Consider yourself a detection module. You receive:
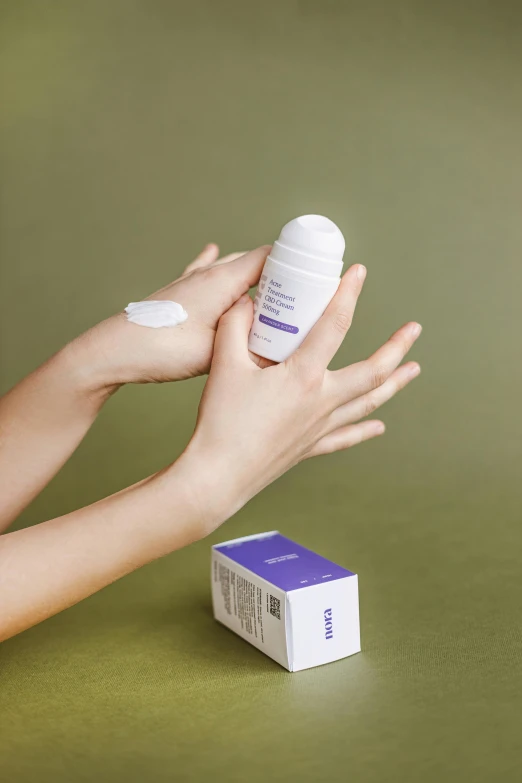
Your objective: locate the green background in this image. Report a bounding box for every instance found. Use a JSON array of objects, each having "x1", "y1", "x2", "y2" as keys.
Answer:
[{"x1": 1, "y1": 1, "x2": 521, "y2": 780}]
